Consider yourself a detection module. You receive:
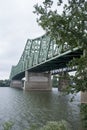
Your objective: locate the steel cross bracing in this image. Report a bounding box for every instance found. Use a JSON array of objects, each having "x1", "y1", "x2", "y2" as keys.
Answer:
[{"x1": 10, "y1": 34, "x2": 81, "y2": 80}]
